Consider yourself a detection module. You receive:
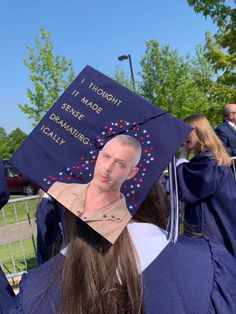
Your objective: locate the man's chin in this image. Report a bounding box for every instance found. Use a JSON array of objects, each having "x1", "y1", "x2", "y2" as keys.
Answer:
[{"x1": 98, "y1": 182, "x2": 118, "y2": 192}]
